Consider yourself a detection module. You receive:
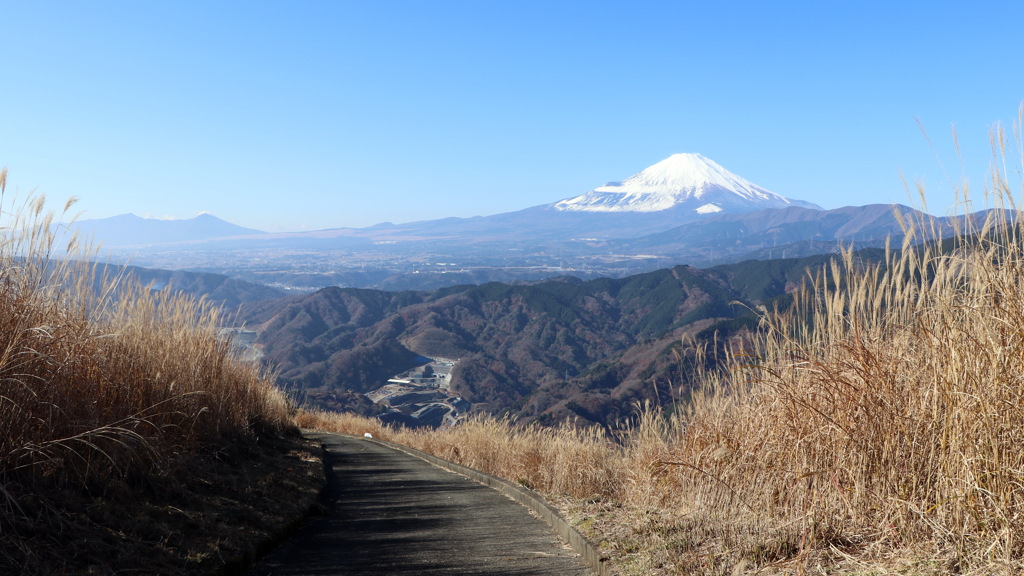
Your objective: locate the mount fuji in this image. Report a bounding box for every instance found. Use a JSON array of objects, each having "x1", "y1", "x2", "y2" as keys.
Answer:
[
  {"x1": 342, "y1": 152, "x2": 824, "y2": 243},
  {"x1": 75, "y1": 154, "x2": 822, "y2": 249},
  {"x1": 553, "y1": 153, "x2": 820, "y2": 215},
  {"x1": 75, "y1": 152, "x2": 960, "y2": 291}
]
